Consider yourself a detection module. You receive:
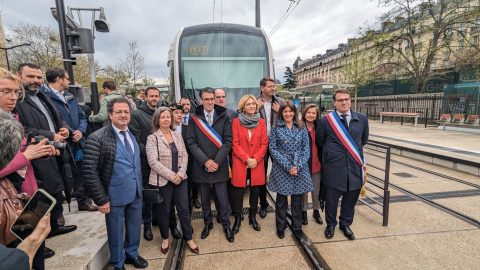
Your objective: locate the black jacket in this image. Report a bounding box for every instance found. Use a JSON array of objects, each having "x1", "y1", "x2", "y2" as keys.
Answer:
[
  {"x1": 128, "y1": 102, "x2": 155, "y2": 185},
  {"x1": 82, "y1": 124, "x2": 117, "y2": 206},
  {"x1": 186, "y1": 105, "x2": 232, "y2": 184},
  {"x1": 14, "y1": 91, "x2": 67, "y2": 194}
]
